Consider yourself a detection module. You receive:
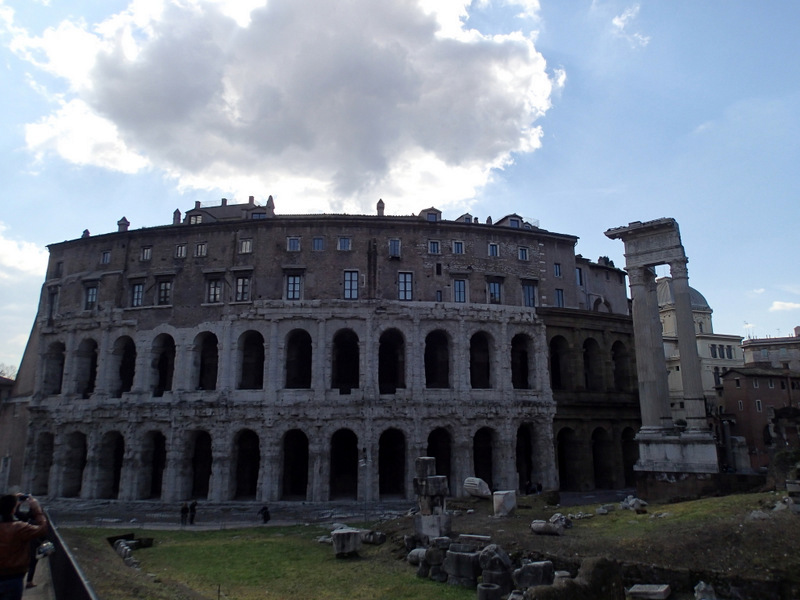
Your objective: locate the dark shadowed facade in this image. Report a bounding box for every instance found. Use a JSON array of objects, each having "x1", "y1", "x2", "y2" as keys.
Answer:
[{"x1": 3, "y1": 197, "x2": 640, "y2": 501}]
